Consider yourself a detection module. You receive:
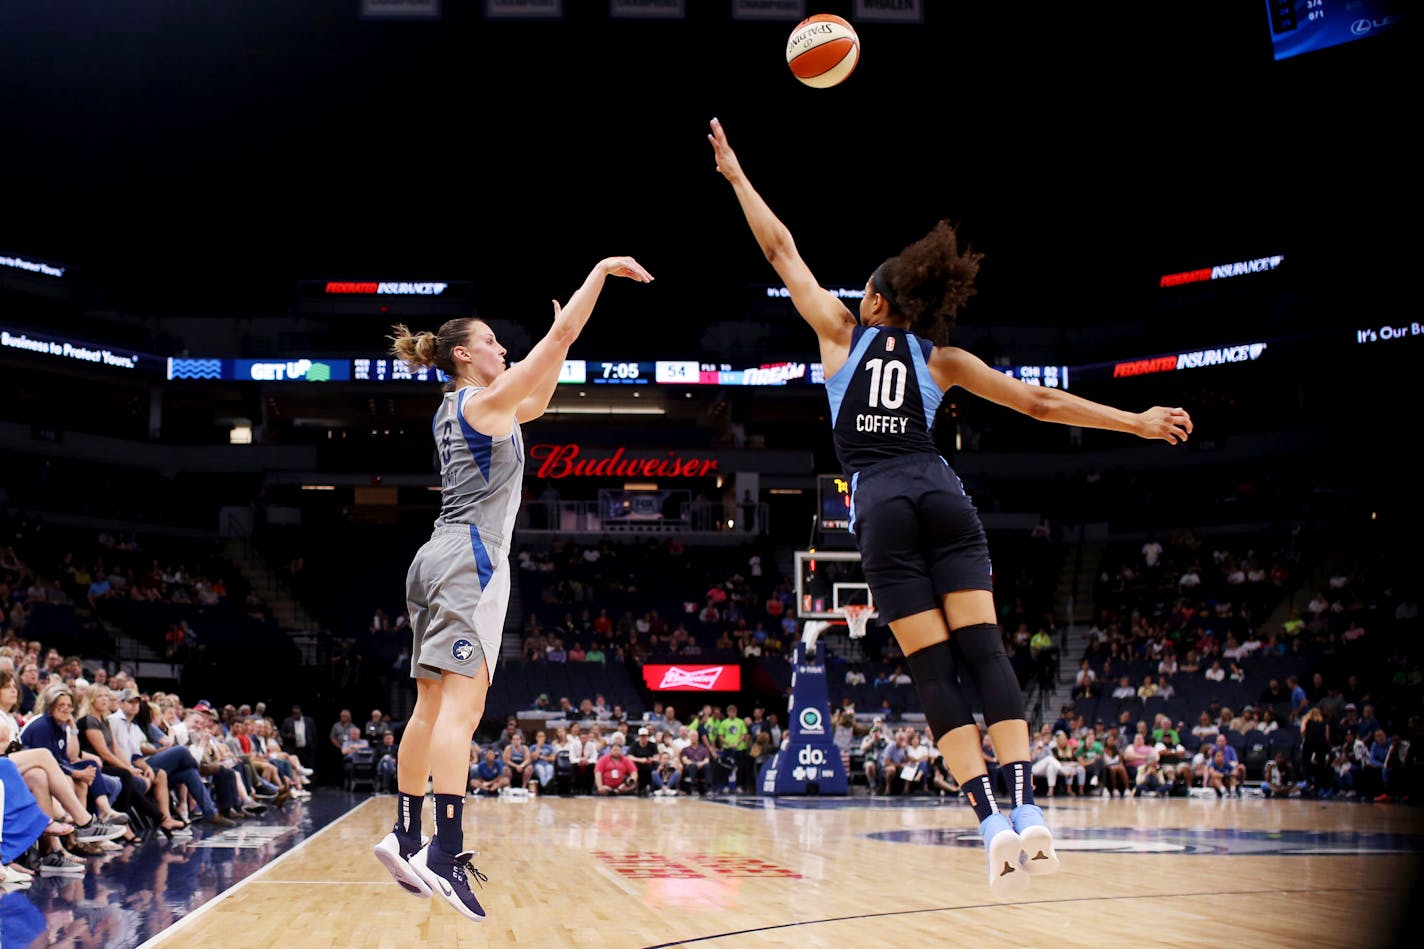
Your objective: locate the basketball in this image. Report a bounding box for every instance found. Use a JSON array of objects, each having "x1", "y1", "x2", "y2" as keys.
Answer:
[{"x1": 786, "y1": 14, "x2": 860, "y2": 89}]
